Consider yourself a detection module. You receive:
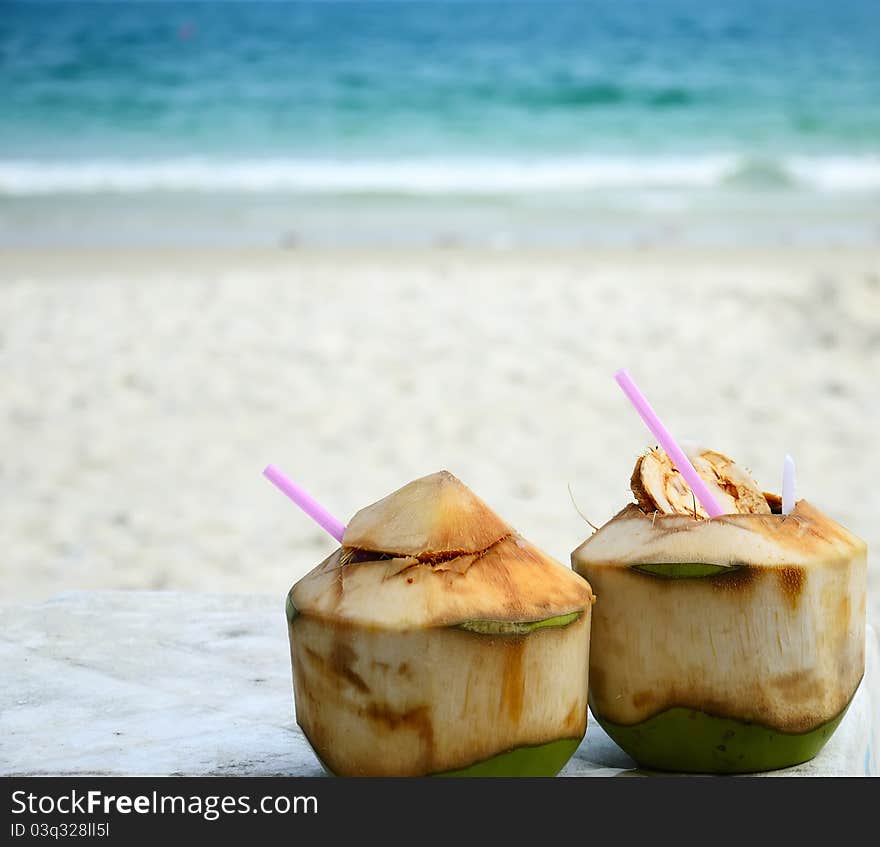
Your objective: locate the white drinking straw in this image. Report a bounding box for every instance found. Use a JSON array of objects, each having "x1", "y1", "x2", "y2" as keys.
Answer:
[{"x1": 782, "y1": 454, "x2": 796, "y2": 515}]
